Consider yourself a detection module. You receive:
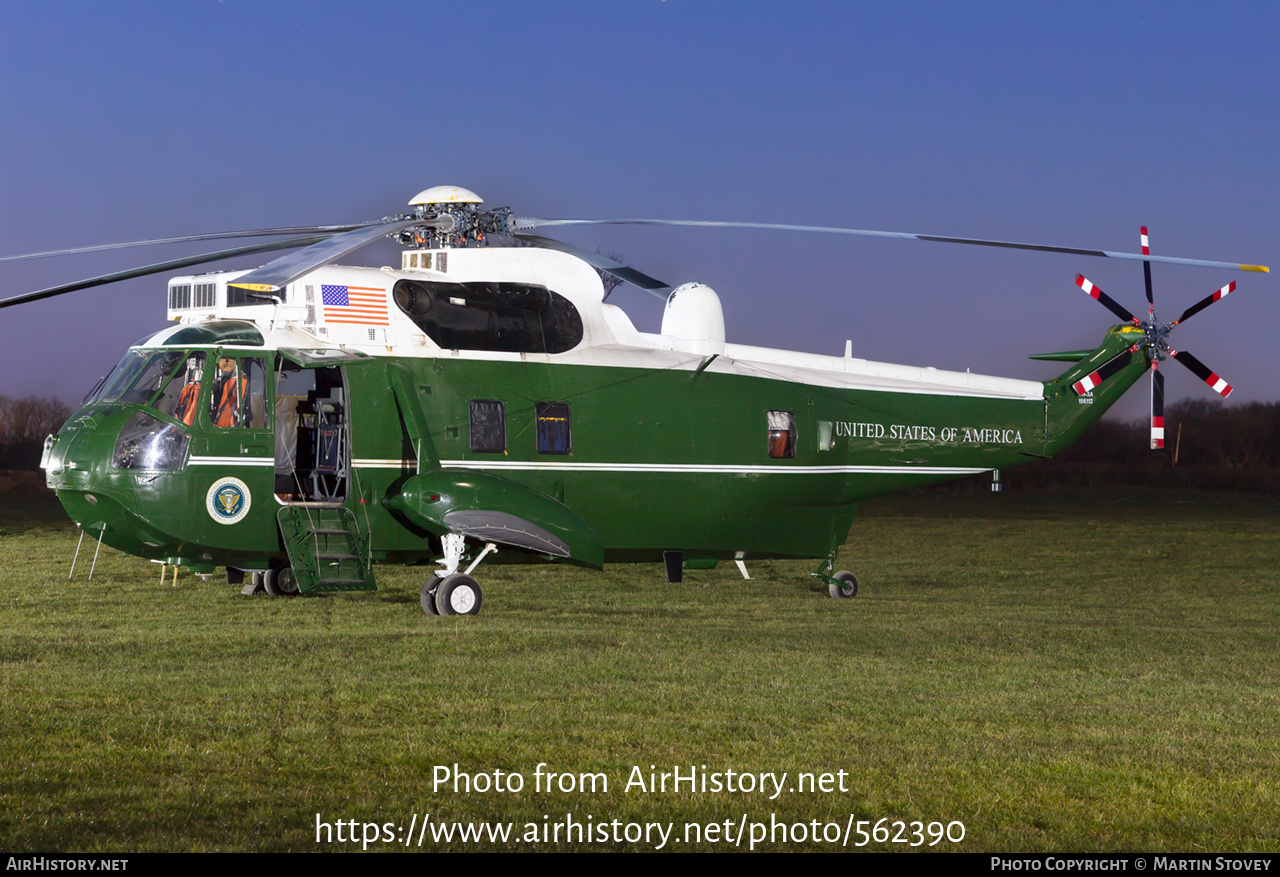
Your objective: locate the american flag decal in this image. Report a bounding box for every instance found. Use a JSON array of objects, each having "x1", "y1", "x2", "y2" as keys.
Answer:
[{"x1": 321, "y1": 284, "x2": 388, "y2": 325}]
